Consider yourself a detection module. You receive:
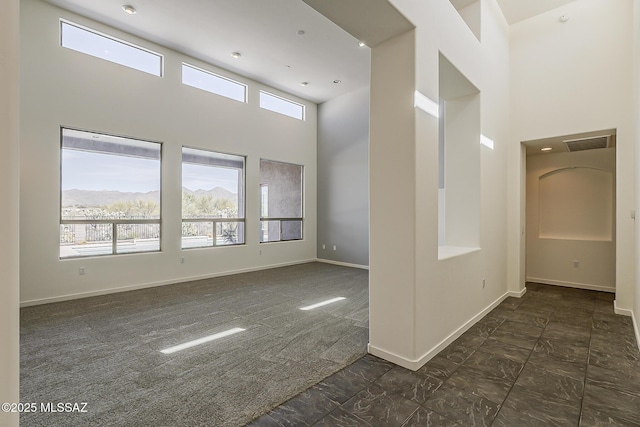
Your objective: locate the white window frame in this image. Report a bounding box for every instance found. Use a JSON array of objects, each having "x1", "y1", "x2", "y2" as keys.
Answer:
[
  {"x1": 181, "y1": 63, "x2": 247, "y2": 103},
  {"x1": 259, "y1": 90, "x2": 305, "y2": 121},
  {"x1": 60, "y1": 19, "x2": 164, "y2": 77}
]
